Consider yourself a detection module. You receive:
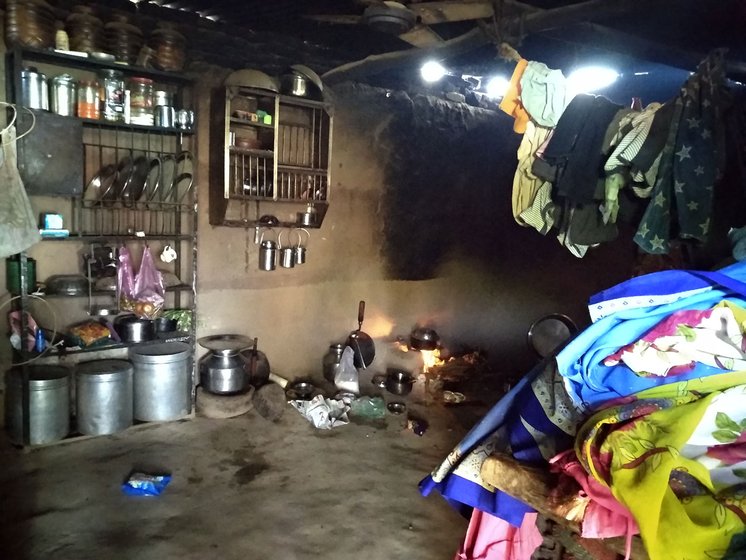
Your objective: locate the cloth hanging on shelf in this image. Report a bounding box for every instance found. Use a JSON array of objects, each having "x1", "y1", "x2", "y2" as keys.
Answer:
[{"x1": 0, "y1": 125, "x2": 40, "y2": 258}]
